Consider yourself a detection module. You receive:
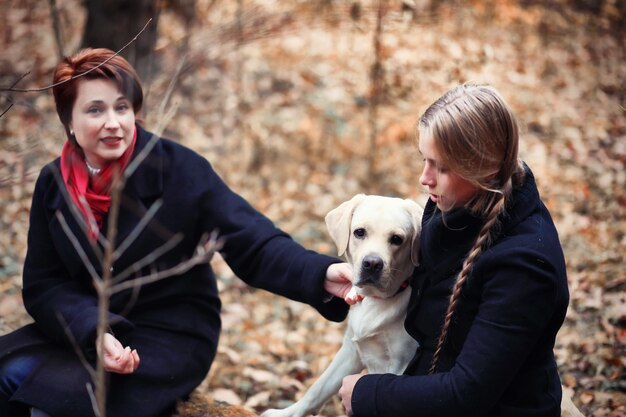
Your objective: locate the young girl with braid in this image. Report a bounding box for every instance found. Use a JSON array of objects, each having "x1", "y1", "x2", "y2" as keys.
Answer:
[{"x1": 339, "y1": 83, "x2": 569, "y2": 417}]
